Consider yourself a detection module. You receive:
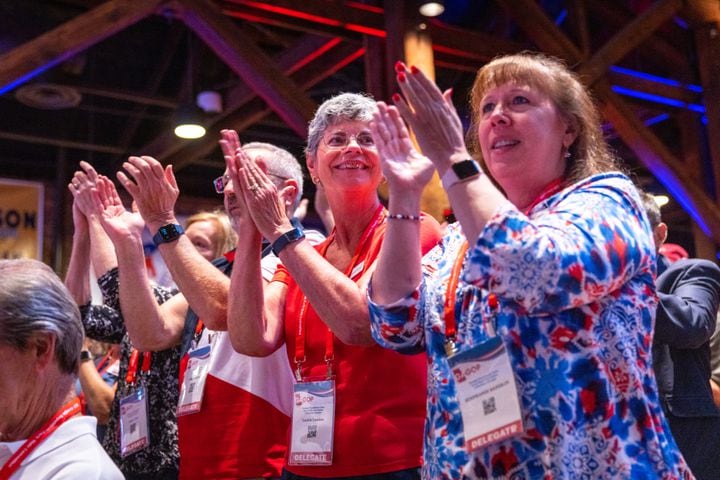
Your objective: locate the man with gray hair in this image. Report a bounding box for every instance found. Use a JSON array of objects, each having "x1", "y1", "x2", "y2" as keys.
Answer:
[
  {"x1": 92, "y1": 135, "x2": 322, "y2": 479},
  {"x1": 0, "y1": 259, "x2": 122, "y2": 479}
]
